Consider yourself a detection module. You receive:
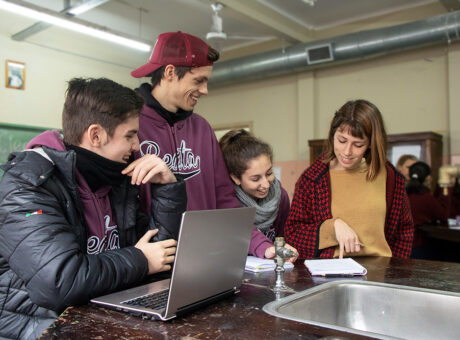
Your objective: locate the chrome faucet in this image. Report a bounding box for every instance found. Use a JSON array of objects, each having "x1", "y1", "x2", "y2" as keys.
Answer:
[{"x1": 273, "y1": 237, "x2": 296, "y2": 292}]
